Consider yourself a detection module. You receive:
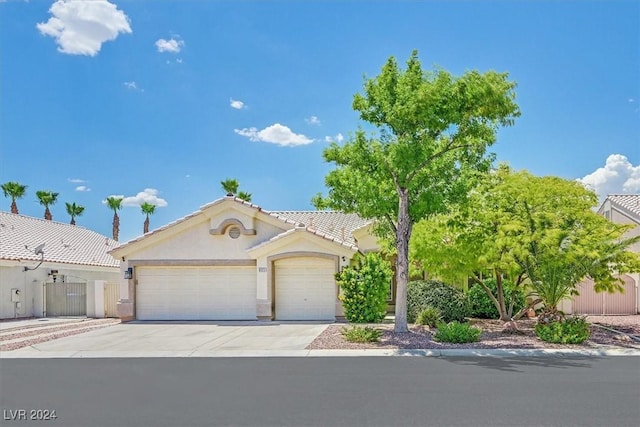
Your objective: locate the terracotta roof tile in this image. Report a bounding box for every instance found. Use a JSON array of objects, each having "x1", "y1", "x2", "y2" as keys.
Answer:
[{"x1": 0, "y1": 212, "x2": 119, "y2": 268}]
